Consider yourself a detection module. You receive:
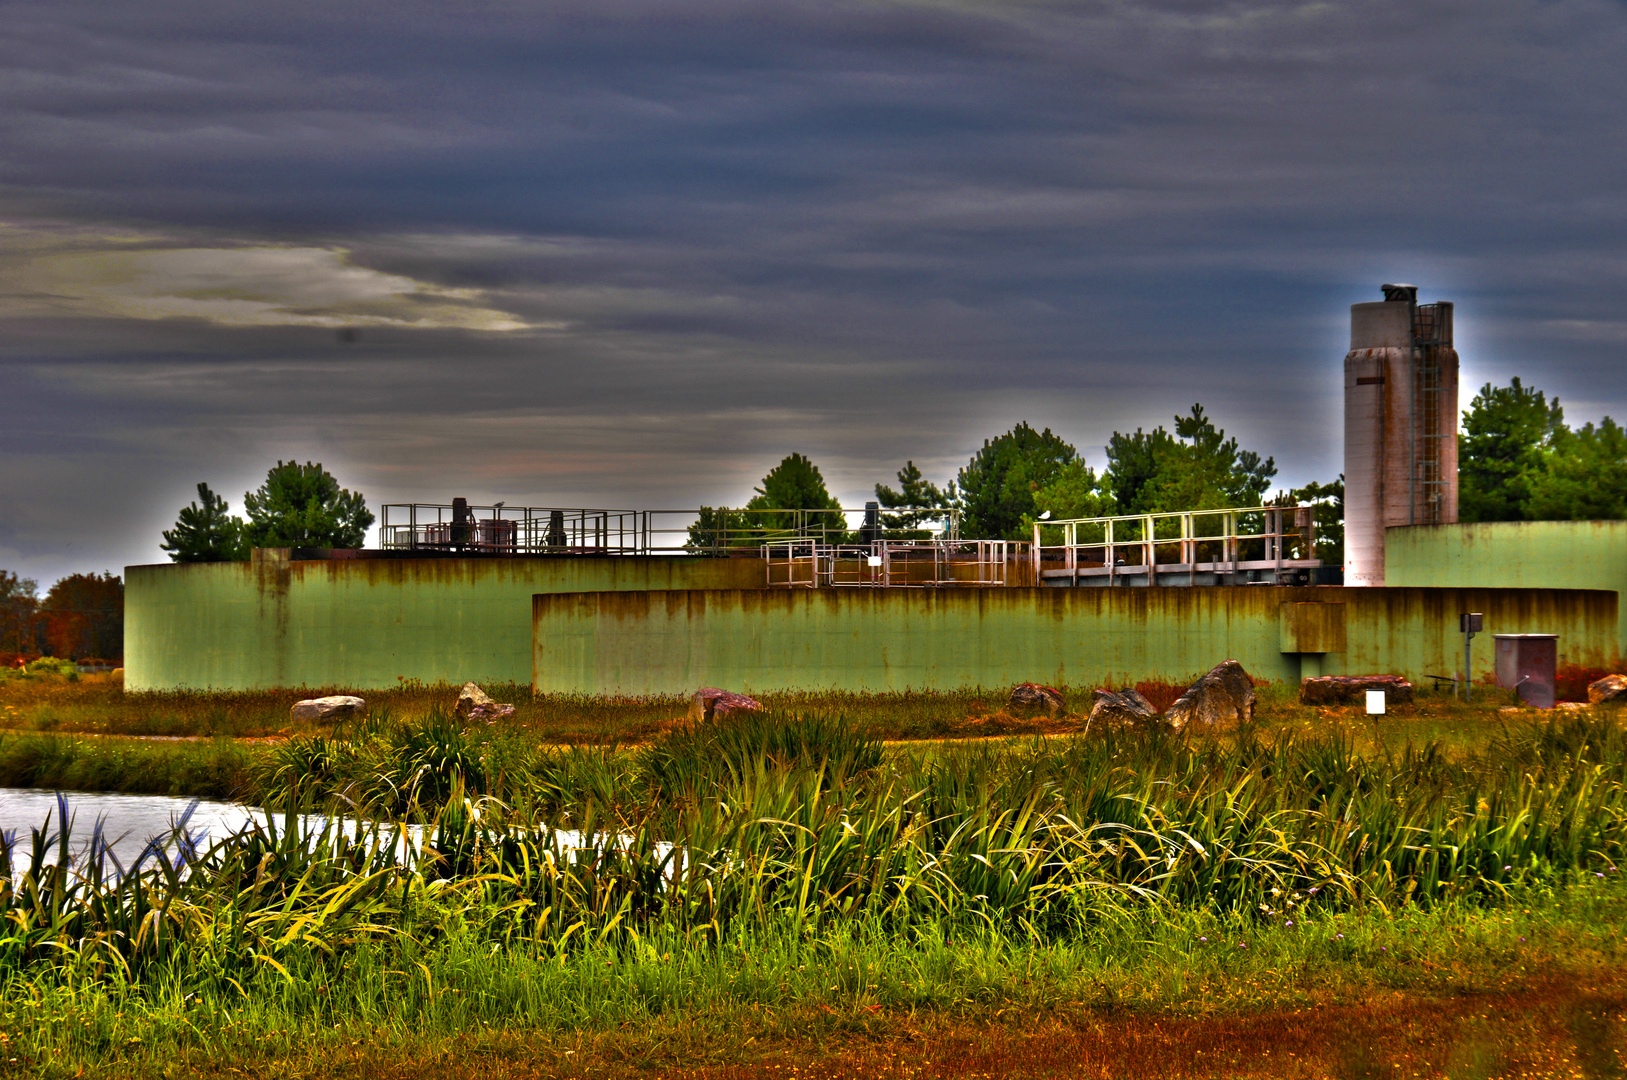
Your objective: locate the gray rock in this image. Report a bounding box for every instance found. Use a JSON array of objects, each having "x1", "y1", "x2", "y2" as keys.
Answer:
[
  {"x1": 1008, "y1": 683, "x2": 1066, "y2": 716},
  {"x1": 1088, "y1": 688, "x2": 1159, "y2": 725},
  {"x1": 1589, "y1": 674, "x2": 1627, "y2": 705},
  {"x1": 290, "y1": 695, "x2": 366, "y2": 723},
  {"x1": 687, "y1": 687, "x2": 762, "y2": 723},
  {"x1": 455, "y1": 682, "x2": 493, "y2": 718},
  {"x1": 1163, "y1": 660, "x2": 1256, "y2": 732},
  {"x1": 456, "y1": 682, "x2": 515, "y2": 722}
]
